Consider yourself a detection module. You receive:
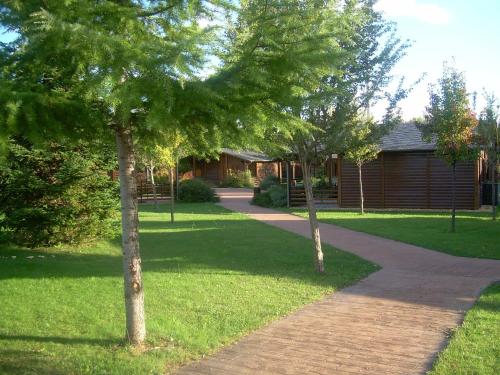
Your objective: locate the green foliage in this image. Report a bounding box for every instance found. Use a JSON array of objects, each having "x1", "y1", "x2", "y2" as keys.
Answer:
[
  {"x1": 419, "y1": 64, "x2": 479, "y2": 165},
  {"x1": 178, "y1": 179, "x2": 218, "y2": 202},
  {"x1": 476, "y1": 93, "x2": 499, "y2": 168},
  {"x1": 252, "y1": 185, "x2": 287, "y2": 208},
  {"x1": 312, "y1": 177, "x2": 330, "y2": 189},
  {"x1": 267, "y1": 184, "x2": 287, "y2": 207},
  {"x1": 260, "y1": 175, "x2": 280, "y2": 190},
  {"x1": 220, "y1": 169, "x2": 254, "y2": 188},
  {"x1": 0, "y1": 139, "x2": 119, "y2": 248},
  {"x1": 251, "y1": 192, "x2": 273, "y2": 207},
  {"x1": 343, "y1": 114, "x2": 381, "y2": 167}
]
